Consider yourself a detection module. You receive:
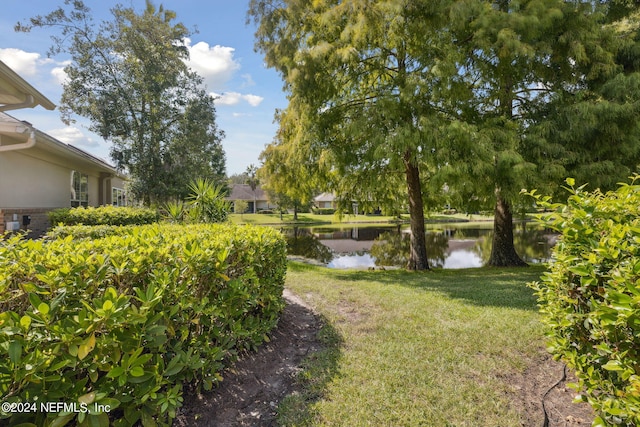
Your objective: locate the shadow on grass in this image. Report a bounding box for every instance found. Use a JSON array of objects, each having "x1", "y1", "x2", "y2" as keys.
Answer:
[
  {"x1": 290, "y1": 261, "x2": 545, "y2": 311},
  {"x1": 276, "y1": 310, "x2": 343, "y2": 426}
]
